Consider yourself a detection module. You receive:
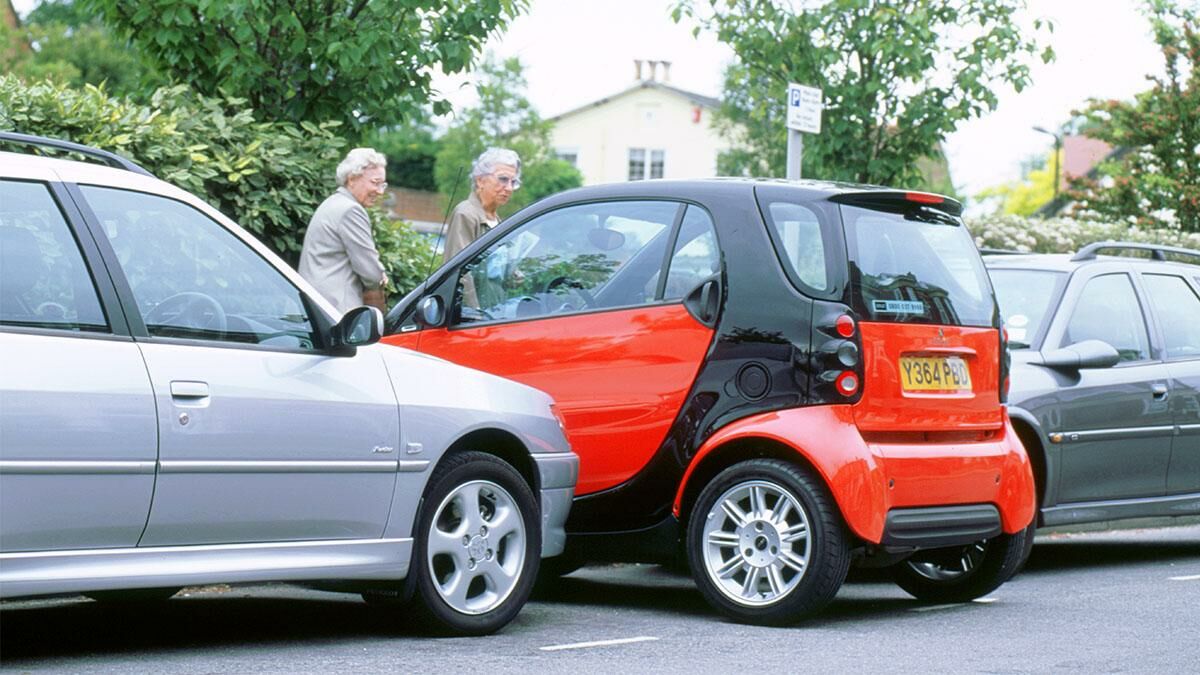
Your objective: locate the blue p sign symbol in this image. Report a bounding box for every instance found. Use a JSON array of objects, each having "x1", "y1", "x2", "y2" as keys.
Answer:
[{"x1": 791, "y1": 88, "x2": 801, "y2": 106}]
